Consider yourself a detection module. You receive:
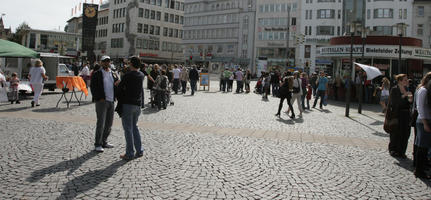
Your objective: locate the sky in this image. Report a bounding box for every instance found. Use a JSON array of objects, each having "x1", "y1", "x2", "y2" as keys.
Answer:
[{"x1": 1, "y1": 0, "x2": 102, "y2": 32}]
